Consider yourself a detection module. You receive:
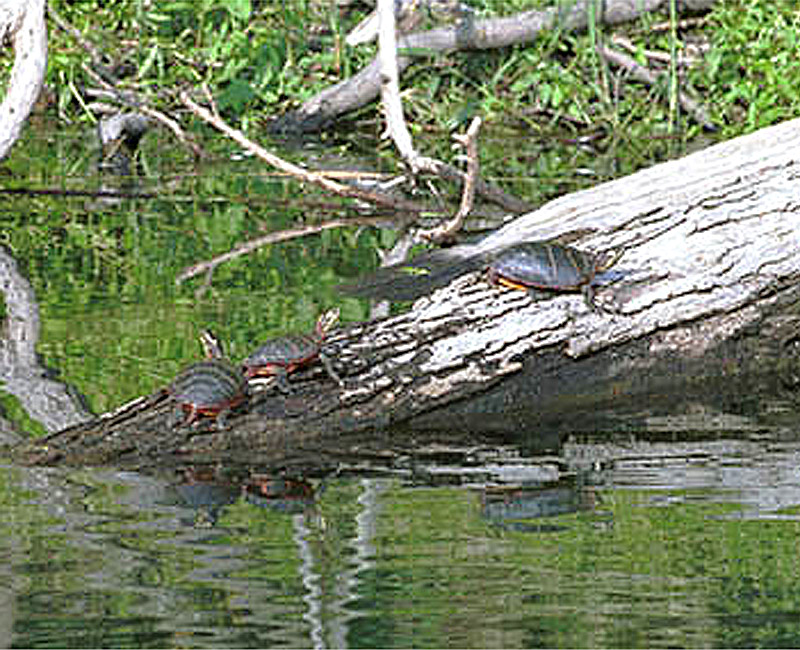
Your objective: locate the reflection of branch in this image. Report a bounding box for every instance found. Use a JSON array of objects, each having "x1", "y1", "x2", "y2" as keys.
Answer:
[
  {"x1": 0, "y1": 248, "x2": 93, "y2": 434},
  {"x1": 181, "y1": 92, "x2": 435, "y2": 216},
  {"x1": 176, "y1": 216, "x2": 394, "y2": 285}
]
